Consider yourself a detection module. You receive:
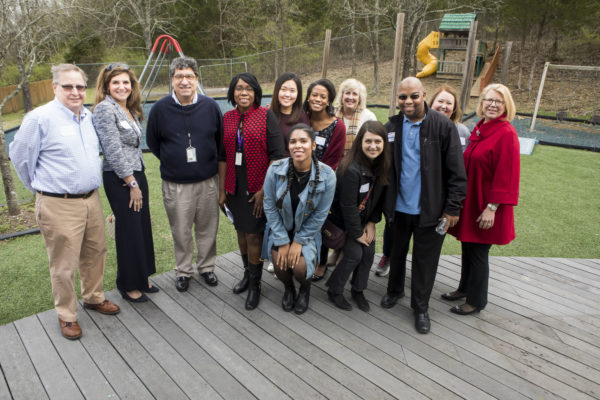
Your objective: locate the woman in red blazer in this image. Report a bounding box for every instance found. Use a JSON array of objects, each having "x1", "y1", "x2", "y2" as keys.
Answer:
[{"x1": 444, "y1": 83, "x2": 520, "y2": 315}]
